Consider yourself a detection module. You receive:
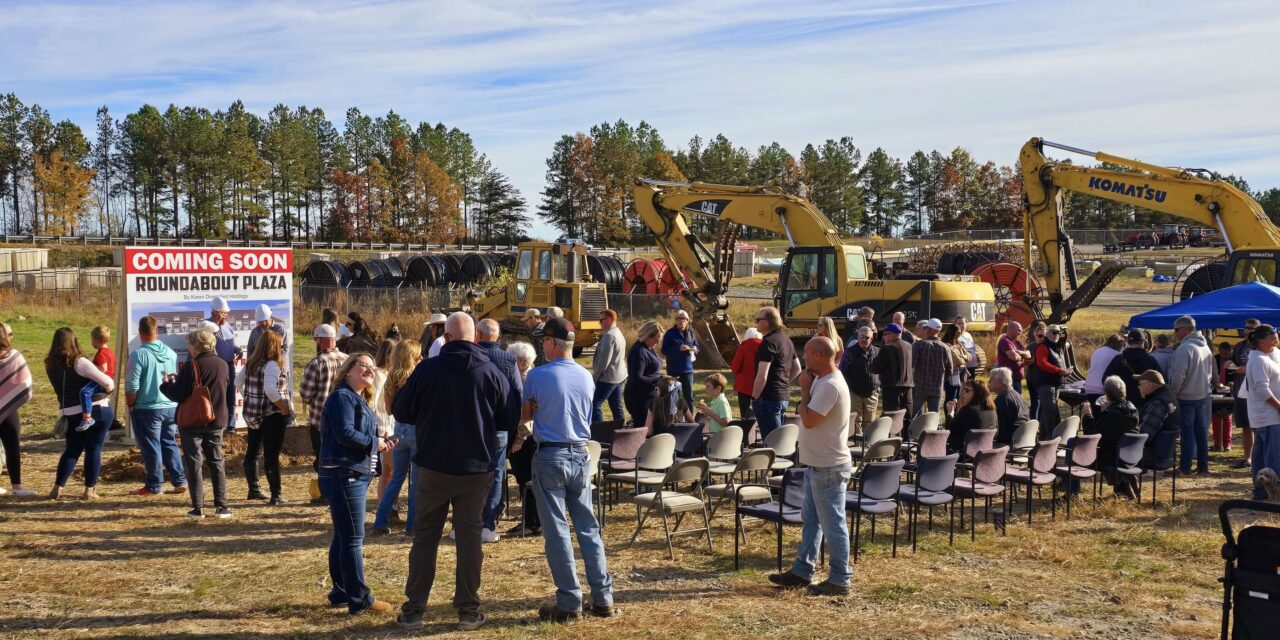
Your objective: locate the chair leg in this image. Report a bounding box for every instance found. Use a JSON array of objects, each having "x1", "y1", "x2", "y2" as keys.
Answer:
[
  {"x1": 970, "y1": 495, "x2": 977, "y2": 541},
  {"x1": 702, "y1": 505, "x2": 713, "y2": 553},
  {"x1": 911, "y1": 503, "x2": 918, "y2": 553},
  {"x1": 891, "y1": 507, "x2": 899, "y2": 558},
  {"x1": 628, "y1": 503, "x2": 655, "y2": 548},
  {"x1": 734, "y1": 513, "x2": 742, "y2": 571},
  {"x1": 775, "y1": 521, "x2": 783, "y2": 572},
  {"x1": 660, "y1": 509, "x2": 674, "y2": 560},
  {"x1": 853, "y1": 511, "x2": 862, "y2": 563},
  {"x1": 948, "y1": 500, "x2": 955, "y2": 546}
]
